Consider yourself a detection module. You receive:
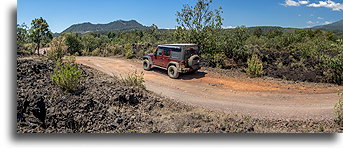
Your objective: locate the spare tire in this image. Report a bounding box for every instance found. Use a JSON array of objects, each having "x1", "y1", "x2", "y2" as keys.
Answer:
[{"x1": 188, "y1": 55, "x2": 200, "y2": 68}]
